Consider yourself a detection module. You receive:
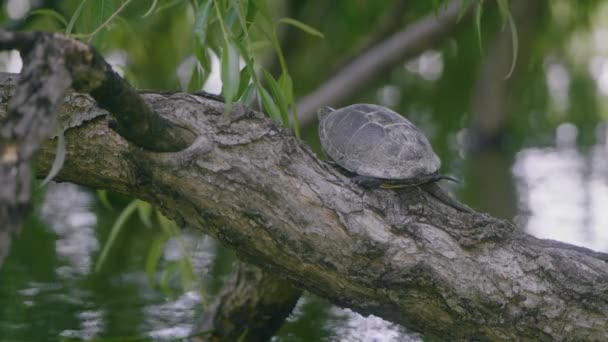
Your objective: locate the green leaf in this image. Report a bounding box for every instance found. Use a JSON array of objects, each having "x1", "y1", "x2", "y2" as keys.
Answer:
[
  {"x1": 145, "y1": 234, "x2": 170, "y2": 286},
  {"x1": 97, "y1": 190, "x2": 113, "y2": 210},
  {"x1": 475, "y1": 1, "x2": 483, "y2": 53},
  {"x1": 179, "y1": 256, "x2": 195, "y2": 291},
  {"x1": 28, "y1": 9, "x2": 69, "y2": 28},
  {"x1": 504, "y1": 11, "x2": 518, "y2": 79},
  {"x1": 40, "y1": 126, "x2": 66, "y2": 187},
  {"x1": 66, "y1": 0, "x2": 90, "y2": 35},
  {"x1": 232, "y1": 39, "x2": 263, "y2": 107},
  {"x1": 231, "y1": 0, "x2": 249, "y2": 40},
  {"x1": 86, "y1": 0, "x2": 133, "y2": 41},
  {"x1": 237, "y1": 329, "x2": 249, "y2": 342},
  {"x1": 157, "y1": 211, "x2": 178, "y2": 236},
  {"x1": 431, "y1": 0, "x2": 440, "y2": 16},
  {"x1": 259, "y1": 86, "x2": 281, "y2": 121},
  {"x1": 95, "y1": 200, "x2": 139, "y2": 272},
  {"x1": 154, "y1": 0, "x2": 184, "y2": 13},
  {"x1": 497, "y1": 0, "x2": 509, "y2": 27},
  {"x1": 457, "y1": 0, "x2": 472, "y2": 22},
  {"x1": 225, "y1": 5, "x2": 238, "y2": 29},
  {"x1": 231, "y1": 33, "x2": 250, "y2": 60},
  {"x1": 142, "y1": 0, "x2": 159, "y2": 17},
  {"x1": 188, "y1": 63, "x2": 204, "y2": 92},
  {"x1": 193, "y1": 40, "x2": 212, "y2": 75},
  {"x1": 194, "y1": 0, "x2": 213, "y2": 47},
  {"x1": 236, "y1": 65, "x2": 252, "y2": 99},
  {"x1": 278, "y1": 17, "x2": 324, "y2": 38},
  {"x1": 245, "y1": 0, "x2": 257, "y2": 27},
  {"x1": 263, "y1": 70, "x2": 289, "y2": 126},
  {"x1": 251, "y1": 0, "x2": 272, "y2": 23},
  {"x1": 221, "y1": 40, "x2": 241, "y2": 114},
  {"x1": 278, "y1": 72, "x2": 294, "y2": 105},
  {"x1": 249, "y1": 40, "x2": 271, "y2": 52},
  {"x1": 278, "y1": 72, "x2": 300, "y2": 138},
  {"x1": 93, "y1": 0, "x2": 114, "y2": 30},
  {"x1": 136, "y1": 200, "x2": 153, "y2": 228},
  {"x1": 239, "y1": 83, "x2": 255, "y2": 103},
  {"x1": 160, "y1": 261, "x2": 179, "y2": 299}
]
